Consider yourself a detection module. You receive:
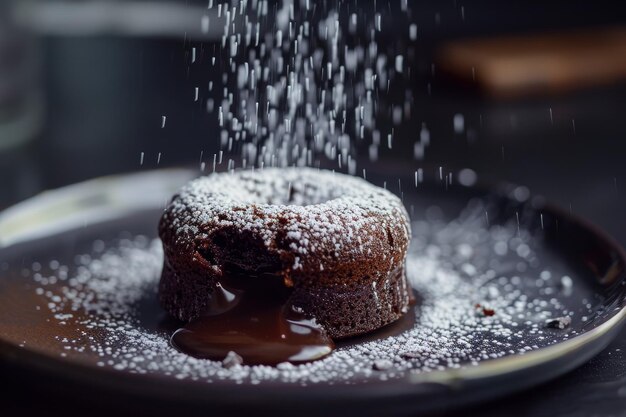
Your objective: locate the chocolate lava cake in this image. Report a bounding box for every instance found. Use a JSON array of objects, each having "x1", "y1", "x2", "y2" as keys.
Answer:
[{"x1": 159, "y1": 168, "x2": 412, "y2": 340}]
